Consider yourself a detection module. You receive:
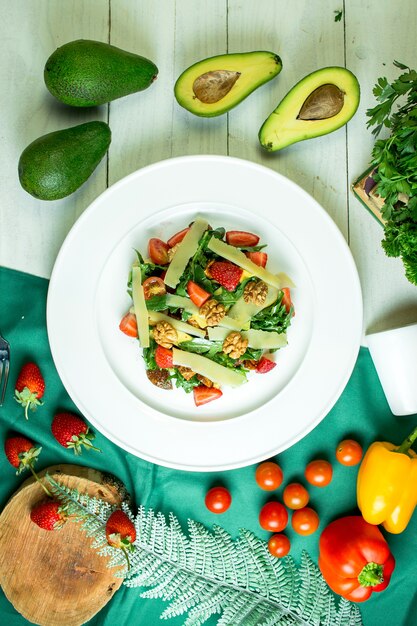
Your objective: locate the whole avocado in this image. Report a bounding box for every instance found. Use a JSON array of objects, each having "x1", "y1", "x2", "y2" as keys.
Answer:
[
  {"x1": 18, "y1": 121, "x2": 111, "y2": 200},
  {"x1": 44, "y1": 39, "x2": 158, "y2": 107}
]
